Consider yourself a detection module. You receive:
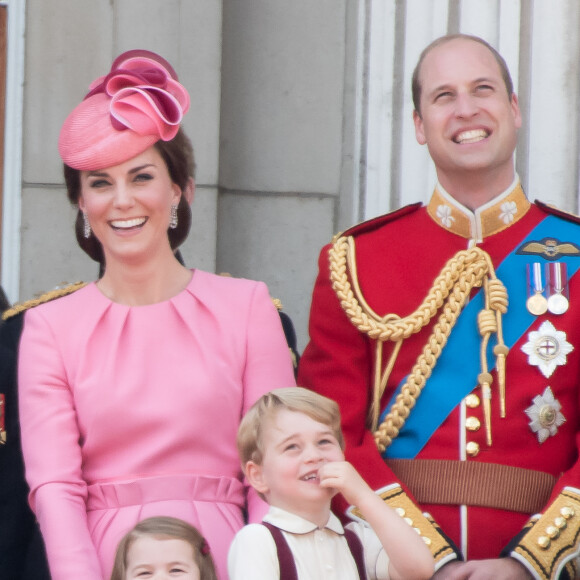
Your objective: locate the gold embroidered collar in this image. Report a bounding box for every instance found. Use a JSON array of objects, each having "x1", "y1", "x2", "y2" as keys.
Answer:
[{"x1": 426, "y1": 180, "x2": 530, "y2": 240}]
